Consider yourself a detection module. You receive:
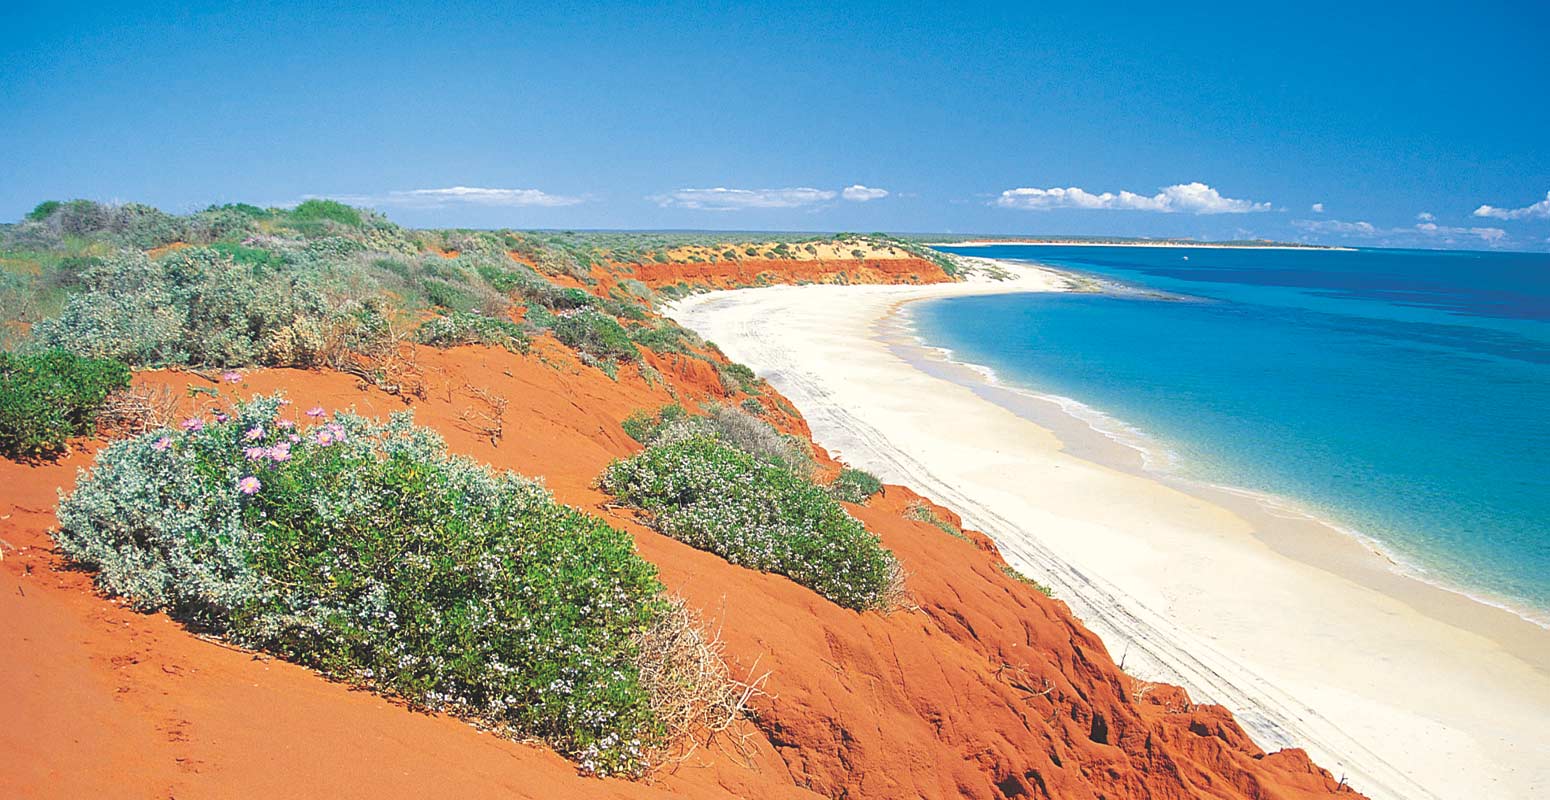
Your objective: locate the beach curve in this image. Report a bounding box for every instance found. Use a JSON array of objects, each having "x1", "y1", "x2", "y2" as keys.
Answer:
[{"x1": 666, "y1": 259, "x2": 1550, "y2": 800}]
